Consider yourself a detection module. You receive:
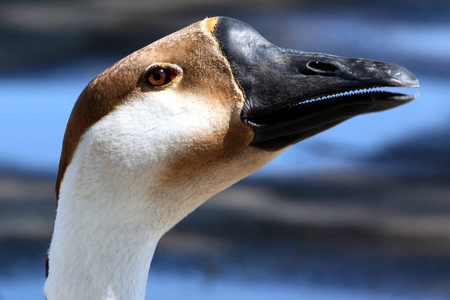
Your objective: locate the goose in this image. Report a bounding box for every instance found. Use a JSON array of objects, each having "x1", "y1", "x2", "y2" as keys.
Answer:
[{"x1": 44, "y1": 16, "x2": 419, "y2": 299}]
